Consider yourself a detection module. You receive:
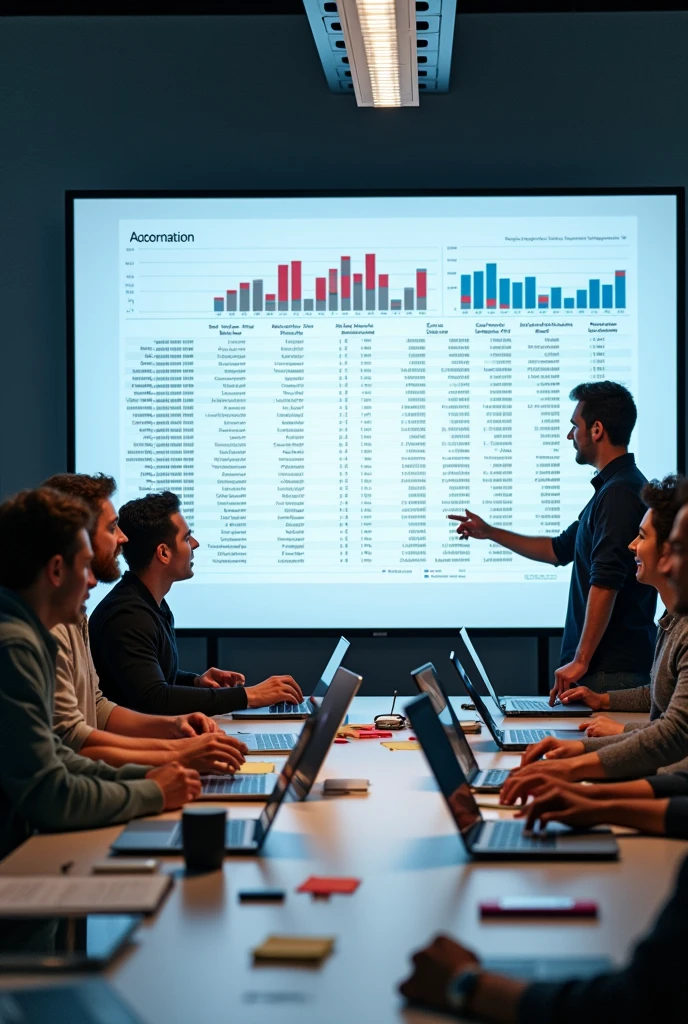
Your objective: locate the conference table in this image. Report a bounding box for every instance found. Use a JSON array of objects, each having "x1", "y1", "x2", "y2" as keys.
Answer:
[{"x1": 0, "y1": 697, "x2": 685, "y2": 1024}]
